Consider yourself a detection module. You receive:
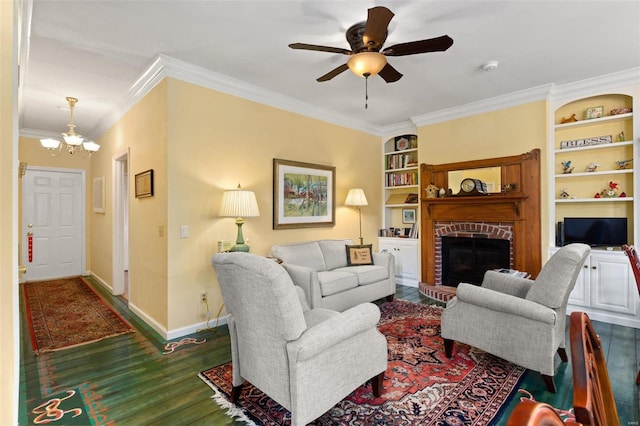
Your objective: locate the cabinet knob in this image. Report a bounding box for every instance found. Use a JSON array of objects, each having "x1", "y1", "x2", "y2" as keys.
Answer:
[
  {"x1": 591, "y1": 266, "x2": 597, "y2": 270},
  {"x1": 583, "y1": 265, "x2": 588, "y2": 268}
]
